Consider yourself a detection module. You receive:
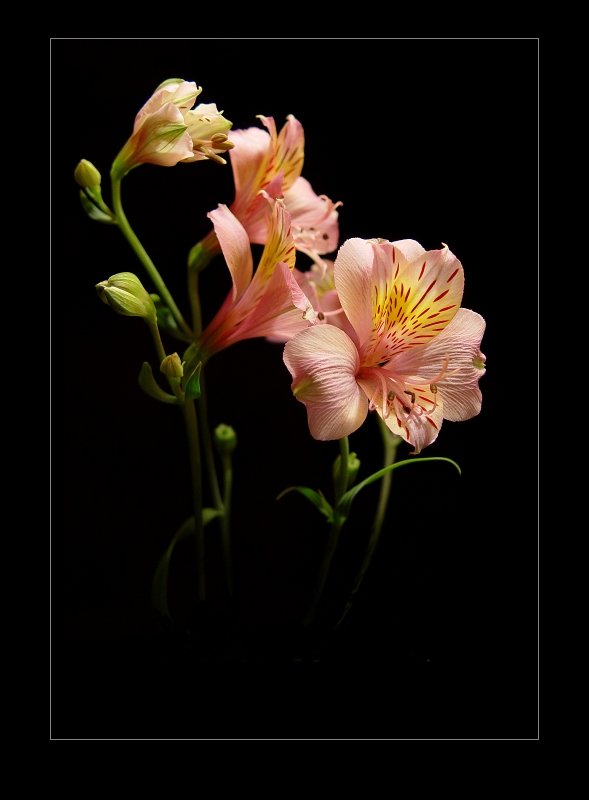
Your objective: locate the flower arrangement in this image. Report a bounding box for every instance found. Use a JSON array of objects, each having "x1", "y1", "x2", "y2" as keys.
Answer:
[{"x1": 74, "y1": 77, "x2": 486, "y2": 663}]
